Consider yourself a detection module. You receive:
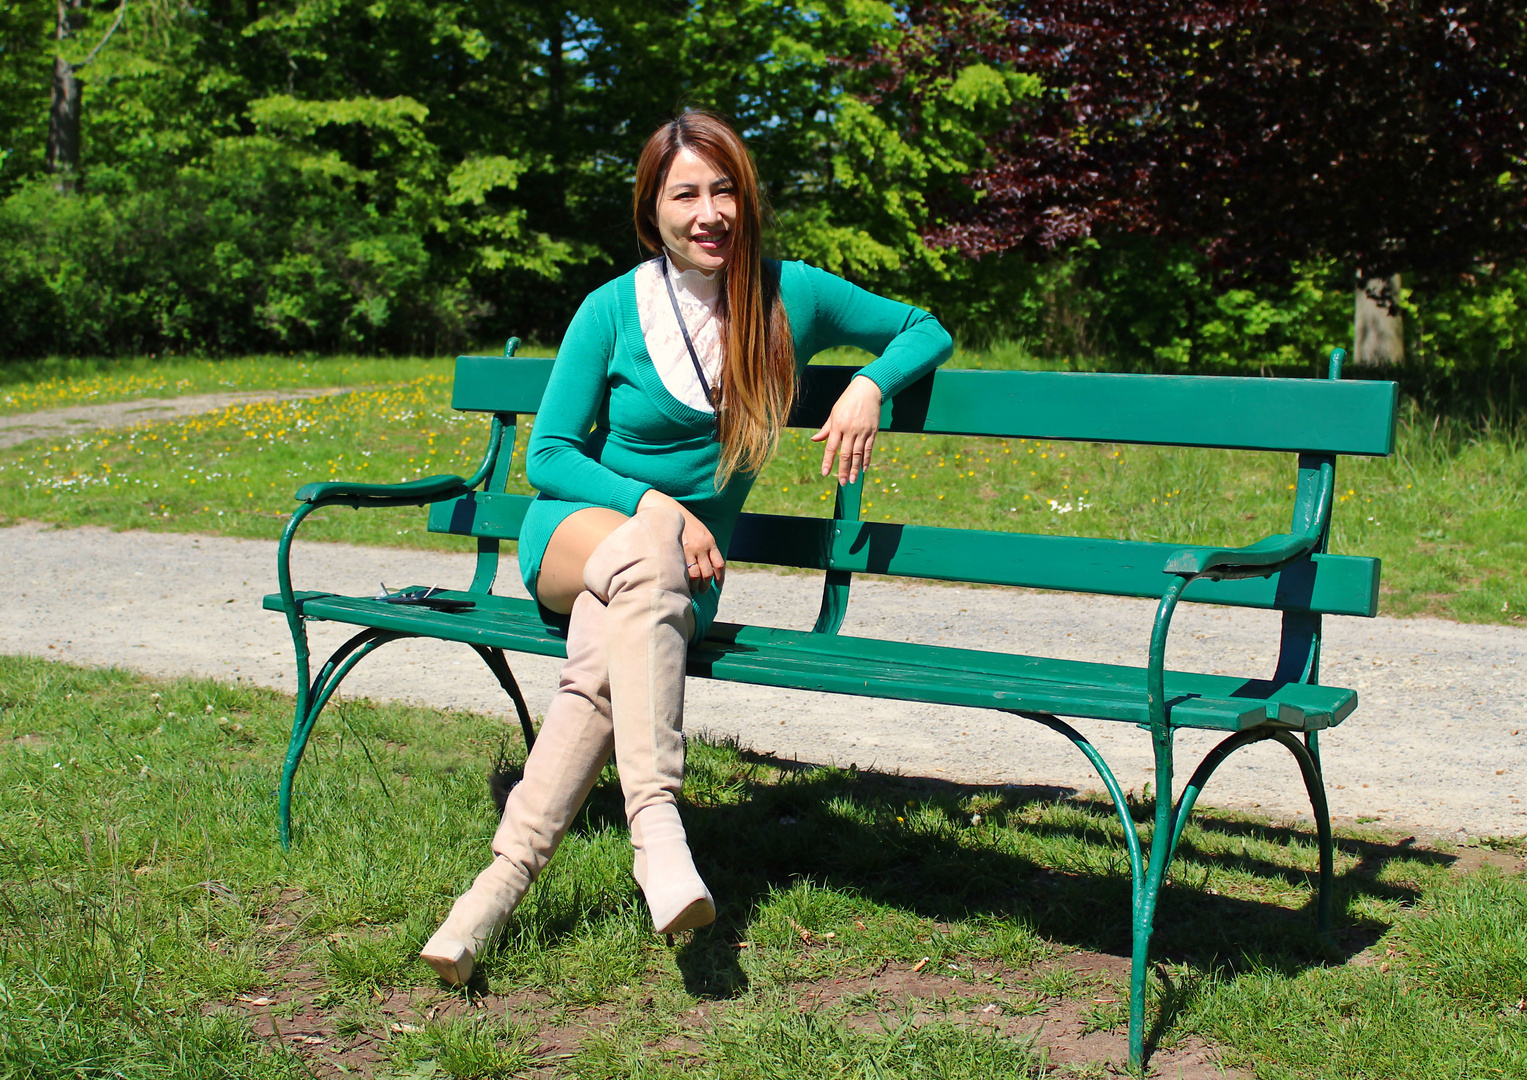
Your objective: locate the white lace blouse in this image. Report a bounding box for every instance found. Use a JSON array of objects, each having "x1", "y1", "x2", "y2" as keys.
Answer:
[{"x1": 635, "y1": 254, "x2": 724, "y2": 413}]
